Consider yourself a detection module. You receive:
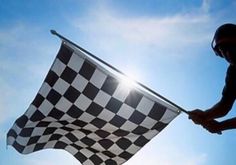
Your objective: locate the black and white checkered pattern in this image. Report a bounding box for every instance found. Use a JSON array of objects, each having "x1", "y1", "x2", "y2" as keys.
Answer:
[{"x1": 7, "y1": 42, "x2": 180, "y2": 165}]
